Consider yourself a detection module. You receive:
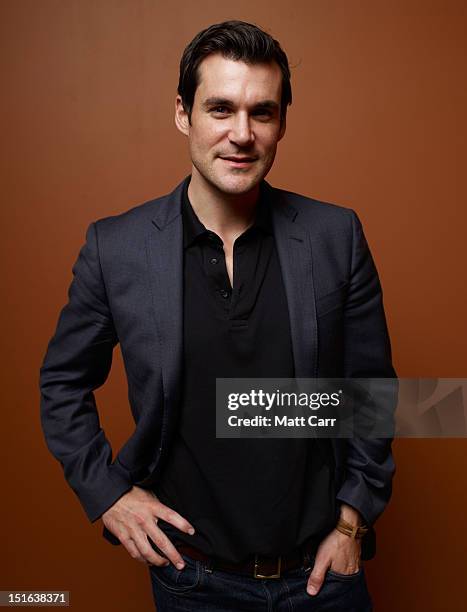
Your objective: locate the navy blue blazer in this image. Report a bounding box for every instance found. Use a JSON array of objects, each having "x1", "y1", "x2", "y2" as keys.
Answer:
[{"x1": 39, "y1": 175, "x2": 396, "y2": 559}]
